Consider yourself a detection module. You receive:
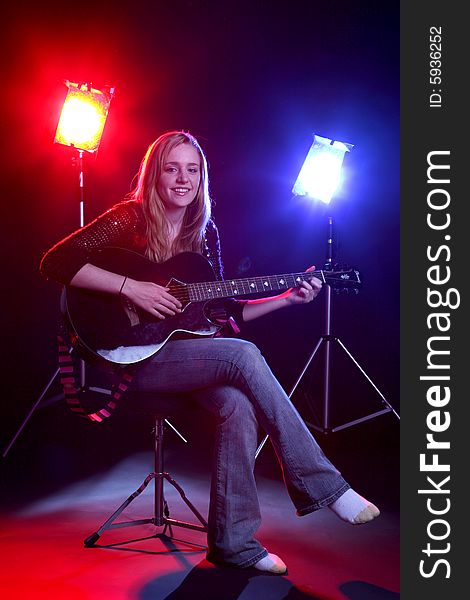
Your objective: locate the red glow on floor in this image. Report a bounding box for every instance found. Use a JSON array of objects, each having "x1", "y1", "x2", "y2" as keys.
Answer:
[{"x1": 0, "y1": 453, "x2": 399, "y2": 599}]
